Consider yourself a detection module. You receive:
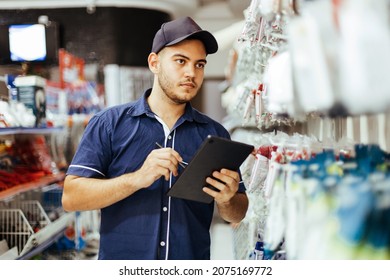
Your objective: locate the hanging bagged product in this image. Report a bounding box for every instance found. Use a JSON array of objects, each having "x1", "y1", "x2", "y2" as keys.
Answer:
[
  {"x1": 287, "y1": 0, "x2": 337, "y2": 115},
  {"x1": 263, "y1": 51, "x2": 299, "y2": 118},
  {"x1": 338, "y1": 0, "x2": 390, "y2": 115}
]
